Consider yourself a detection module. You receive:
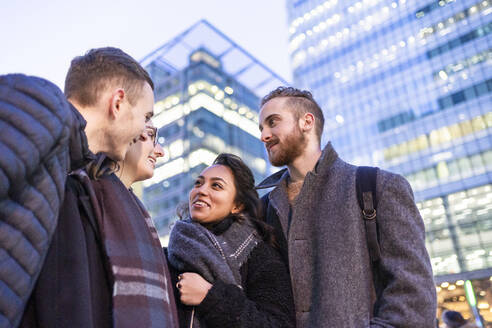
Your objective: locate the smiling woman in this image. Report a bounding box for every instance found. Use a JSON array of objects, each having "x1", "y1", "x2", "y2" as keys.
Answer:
[
  {"x1": 188, "y1": 165, "x2": 240, "y2": 224},
  {"x1": 118, "y1": 121, "x2": 164, "y2": 188},
  {"x1": 166, "y1": 153, "x2": 295, "y2": 328}
]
